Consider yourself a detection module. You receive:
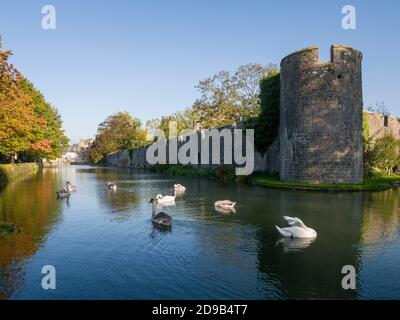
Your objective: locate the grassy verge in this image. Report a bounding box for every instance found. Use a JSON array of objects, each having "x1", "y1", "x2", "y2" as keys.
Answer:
[
  {"x1": 0, "y1": 163, "x2": 39, "y2": 188},
  {"x1": 0, "y1": 221, "x2": 18, "y2": 235},
  {"x1": 254, "y1": 174, "x2": 400, "y2": 192},
  {"x1": 149, "y1": 164, "x2": 250, "y2": 182},
  {"x1": 149, "y1": 164, "x2": 214, "y2": 178},
  {"x1": 149, "y1": 164, "x2": 400, "y2": 192}
]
